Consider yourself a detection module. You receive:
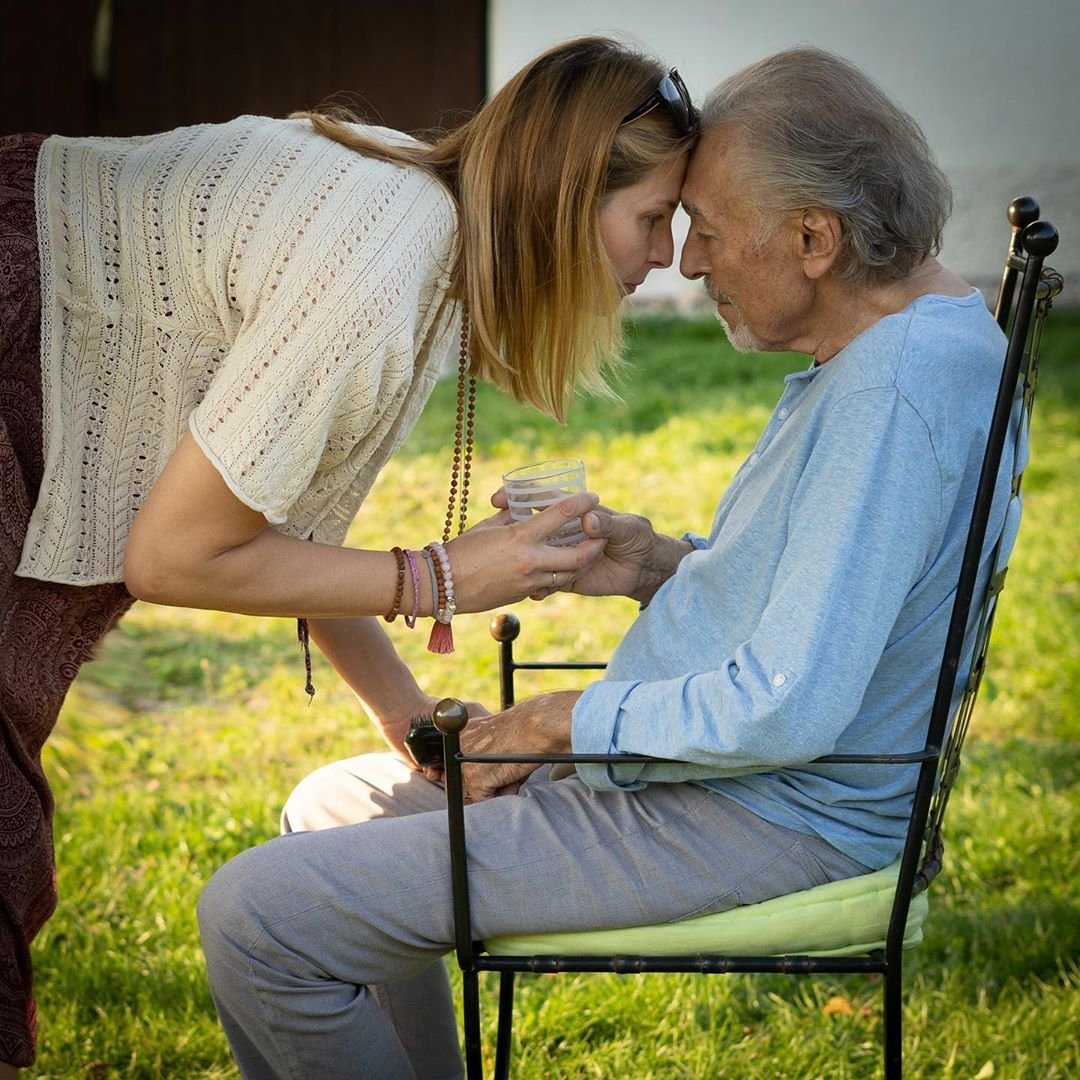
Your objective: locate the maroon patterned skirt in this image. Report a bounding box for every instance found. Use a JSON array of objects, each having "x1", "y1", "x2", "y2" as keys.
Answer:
[{"x1": 0, "y1": 134, "x2": 133, "y2": 1067}]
